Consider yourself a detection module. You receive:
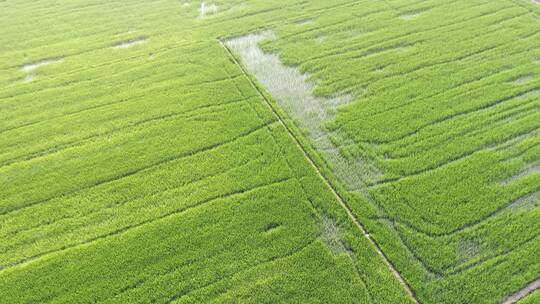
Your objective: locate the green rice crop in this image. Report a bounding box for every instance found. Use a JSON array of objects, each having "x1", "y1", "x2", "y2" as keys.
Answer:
[
  {"x1": 1, "y1": 0, "x2": 538, "y2": 303},
  {"x1": 520, "y1": 289, "x2": 540, "y2": 304}
]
